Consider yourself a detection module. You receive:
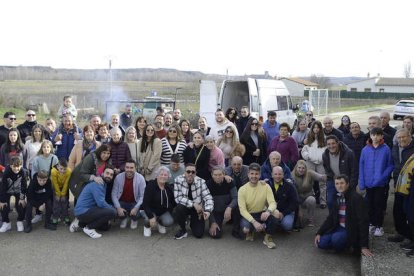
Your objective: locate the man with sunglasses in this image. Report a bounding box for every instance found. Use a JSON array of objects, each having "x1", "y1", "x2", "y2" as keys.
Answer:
[
  {"x1": 0, "y1": 112, "x2": 17, "y2": 148},
  {"x1": 173, "y1": 163, "x2": 214, "y2": 239},
  {"x1": 17, "y1": 110, "x2": 38, "y2": 142}
]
